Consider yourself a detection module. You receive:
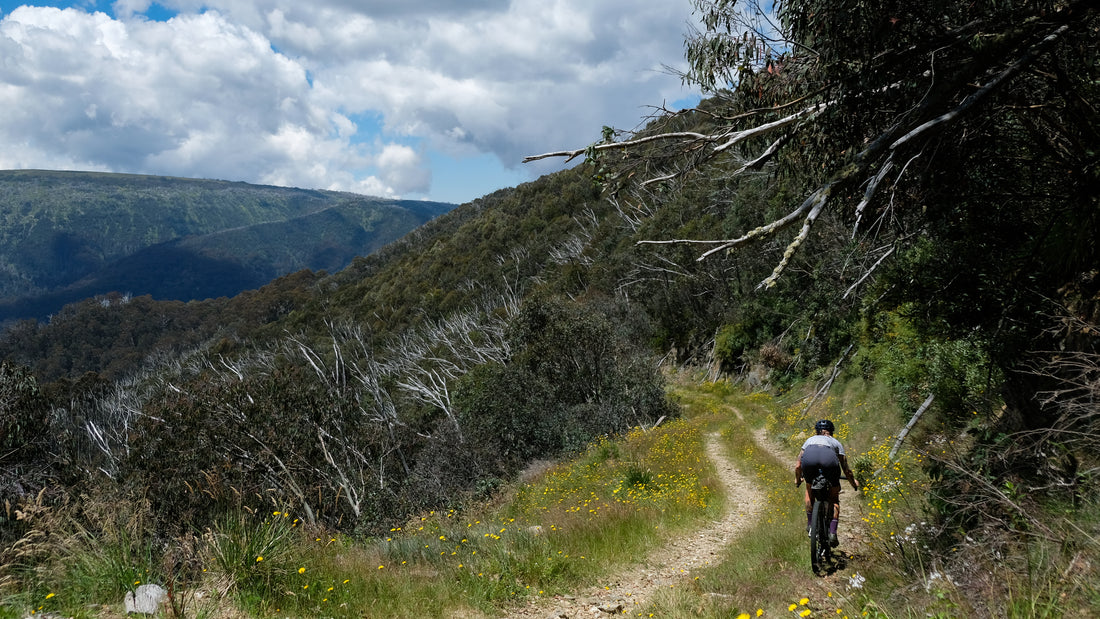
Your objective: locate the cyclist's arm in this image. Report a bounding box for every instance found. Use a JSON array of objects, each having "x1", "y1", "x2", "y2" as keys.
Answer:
[
  {"x1": 839, "y1": 454, "x2": 859, "y2": 491},
  {"x1": 794, "y1": 449, "x2": 804, "y2": 486}
]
